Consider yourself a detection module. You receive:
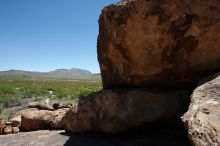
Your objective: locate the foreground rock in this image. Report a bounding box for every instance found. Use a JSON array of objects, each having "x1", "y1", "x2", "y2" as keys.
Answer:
[
  {"x1": 0, "y1": 125, "x2": 191, "y2": 146},
  {"x1": 21, "y1": 108, "x2": 68, "y2": 131},
  {"x1": 0, "y1": 130, "x2": 69, "y2": 146},
  {"x1": 62, "y1": 89, "x2": 188, "y2": 133},
  {"x1": 98, "y1": 0, "x2": 220, "y2": 89},
  {"x1": 182, "y1": 73, "x2": 220, "y2": 146}
]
